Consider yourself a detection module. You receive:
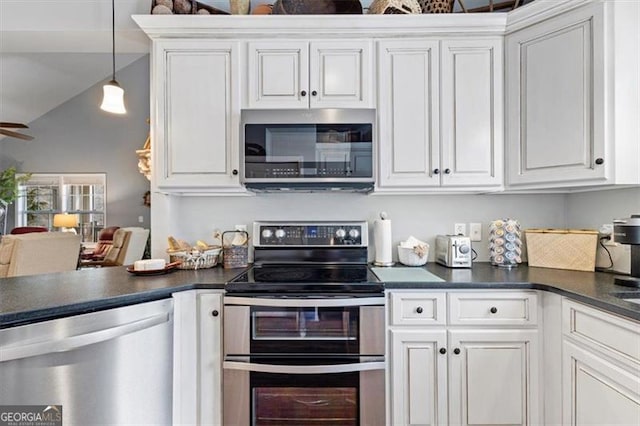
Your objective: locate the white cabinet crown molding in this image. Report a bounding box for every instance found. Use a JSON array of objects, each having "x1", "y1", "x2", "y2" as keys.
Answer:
[{"x1": 132, "y1": 14, "x2": 507, "y2": 39}]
